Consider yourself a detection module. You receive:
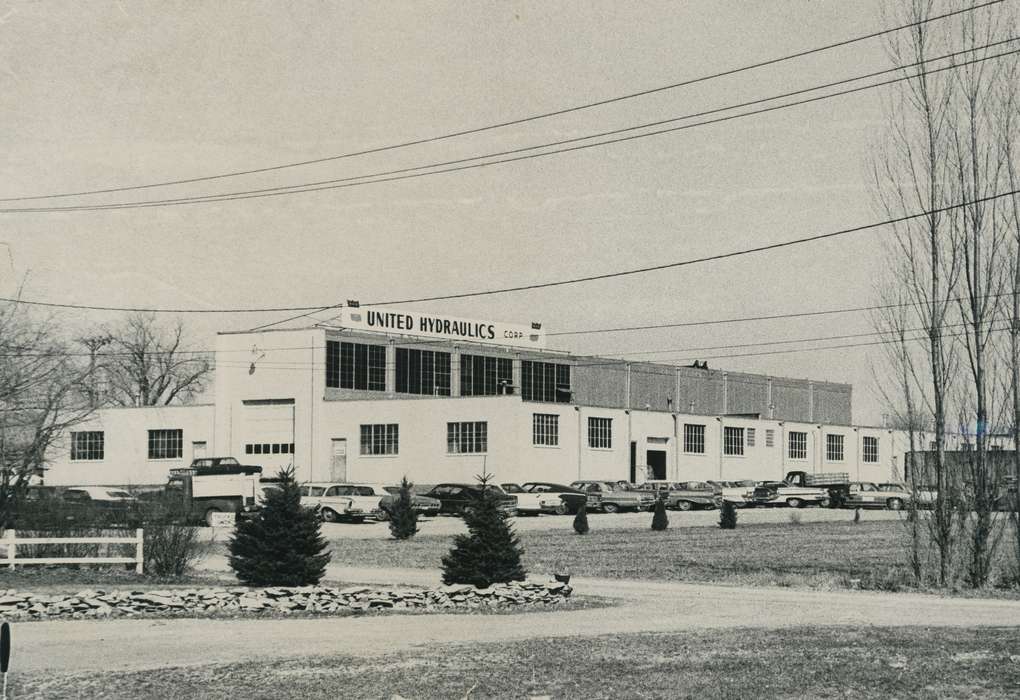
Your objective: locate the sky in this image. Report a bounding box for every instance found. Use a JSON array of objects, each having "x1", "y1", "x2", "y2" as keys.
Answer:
[{"x1": 0, "y1": 0, "x2": 945, "y2": 424}]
